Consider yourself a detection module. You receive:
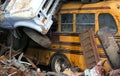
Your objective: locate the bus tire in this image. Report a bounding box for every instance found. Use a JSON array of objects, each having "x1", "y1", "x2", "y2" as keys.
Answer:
[{"x1": 51, "y1": 54, "x2": 70, "y2": 73}]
